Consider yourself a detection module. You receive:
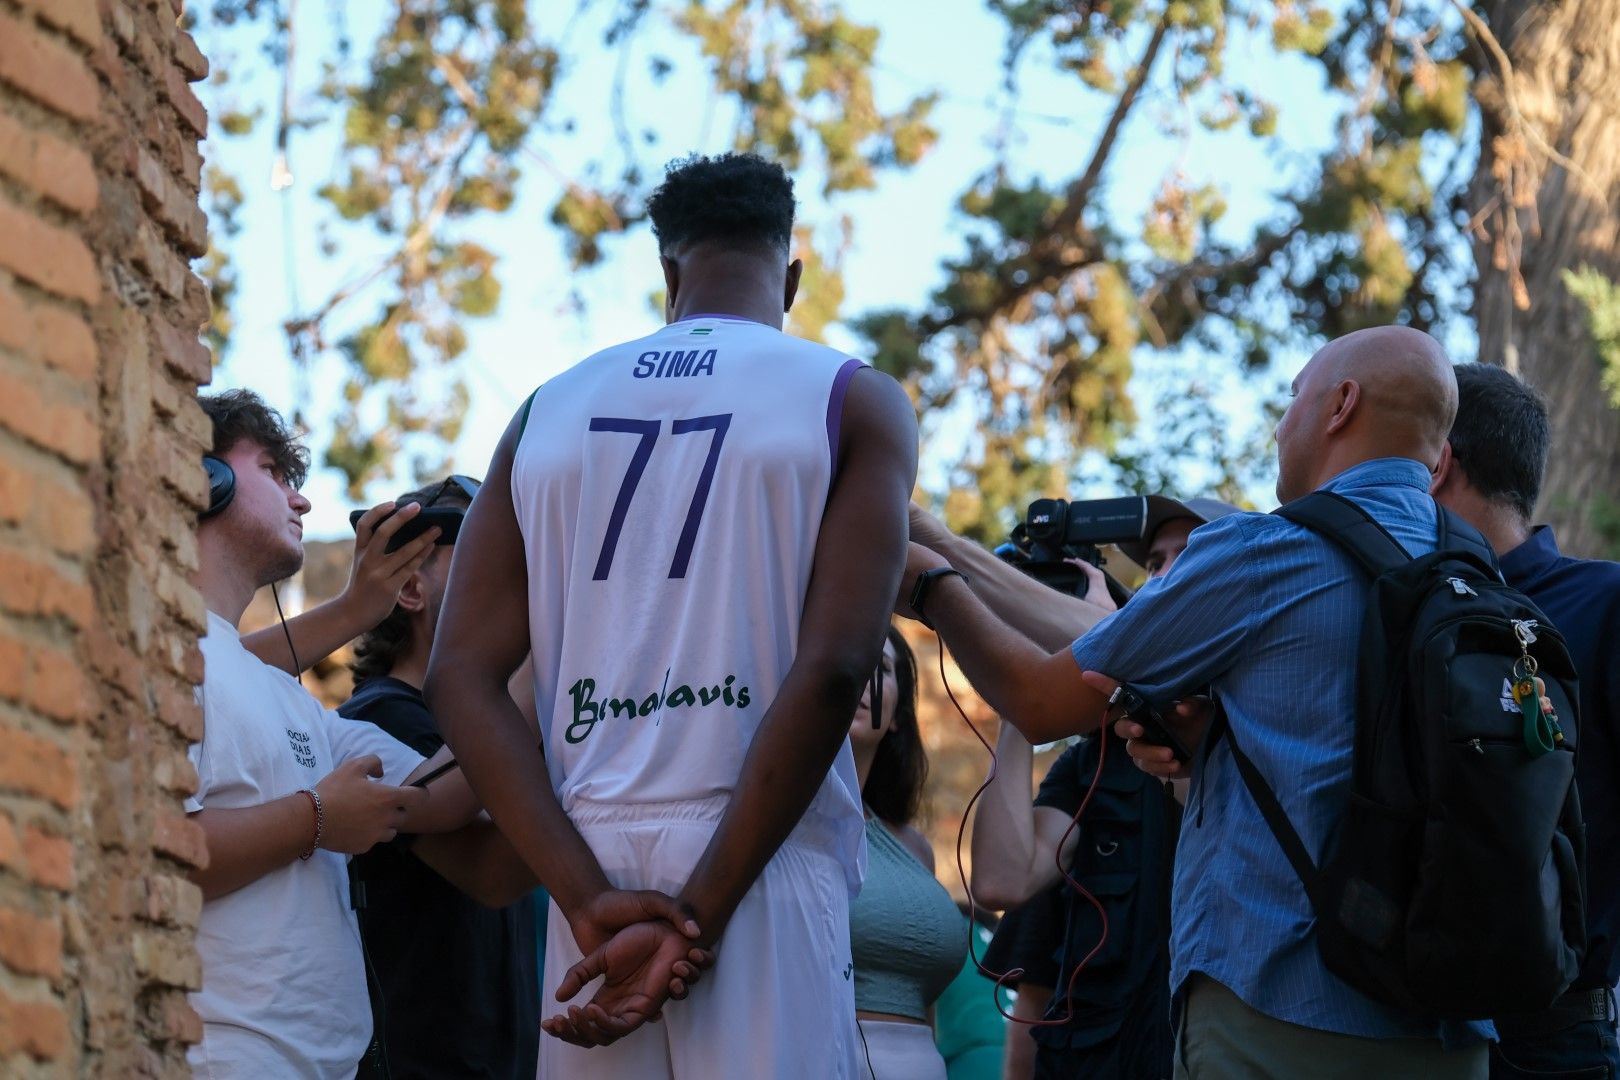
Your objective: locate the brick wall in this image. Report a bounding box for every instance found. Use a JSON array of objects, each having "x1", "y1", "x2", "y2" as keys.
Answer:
[{"x1": 0, "y1": 0, "x2": 213, "y2": 1074}]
